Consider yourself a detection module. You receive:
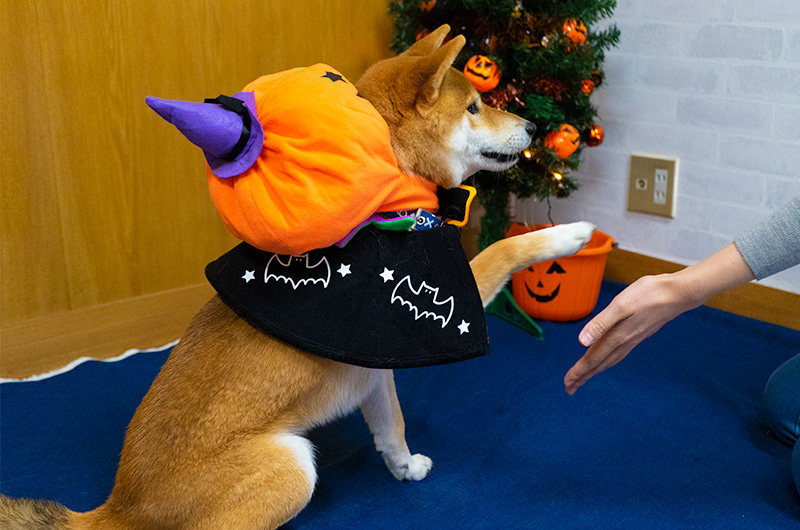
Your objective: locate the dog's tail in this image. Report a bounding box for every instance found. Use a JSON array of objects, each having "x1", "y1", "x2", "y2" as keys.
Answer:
[
  {"x1": 0, "y1": 495, "x2": 106, "y2": 530},
  {"x1": 0, "y1": 495, "x2": 72, "y2": 529}
]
